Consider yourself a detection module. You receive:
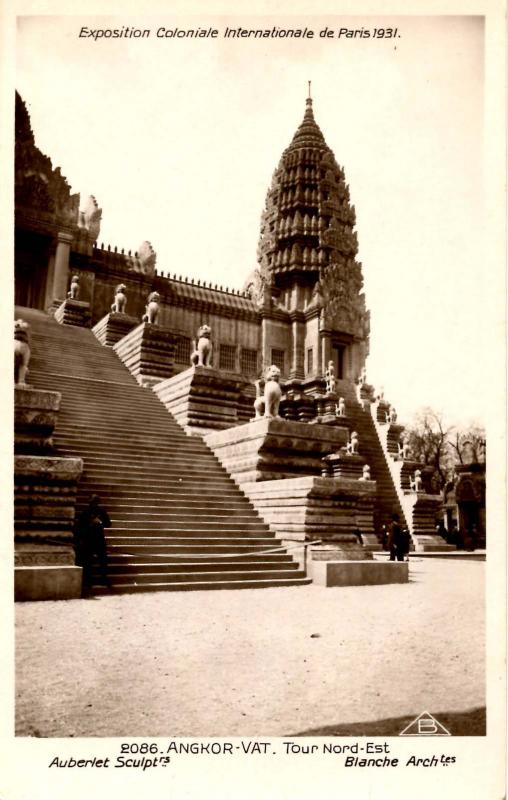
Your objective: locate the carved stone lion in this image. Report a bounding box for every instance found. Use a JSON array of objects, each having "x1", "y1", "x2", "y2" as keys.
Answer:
[
  {"x1": 398, "y1": 436, "x2": 410, "y2": 460},
  {"x1": 254, "y1": 365, "x2": 282, "y2": 419},
  {"x1": 142, "y1": 291, "x2": 161, "y2": 325},
  {"x1": 360, "y1": 464, "x2": 371, "y2": 481},
  {"x1": 346, "y1": 431, "x2": 359, "y2": 455},
  {"x1": 325, "y1": 360, "x2": 336, "y2": 394},
  {"x1": 191, "y1": 325, "x2": 213, "y2": 367},
  {"x1": 14, "y1": 319, "x2": 31, "y2": 386},
  {"x1": 336, "y1": 397, "x2": 346, "y2": 417},
  {"x1": 410, "y1": 469, "x2": 423, "y2": 492},
  {"x1": 67, "y1": 275, "x2": 79, "y2": 300},
  {"x1": 111, "y1": 284, "x2": 127, "y2": 313}
]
